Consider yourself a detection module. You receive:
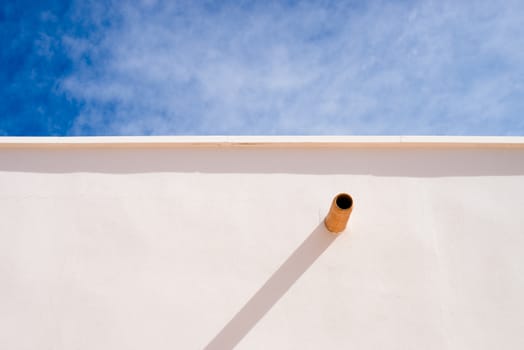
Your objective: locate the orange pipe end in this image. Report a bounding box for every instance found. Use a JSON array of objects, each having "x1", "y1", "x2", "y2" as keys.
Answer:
[{"x1": 324, "y1": 193, "x2": 353, "y2": 234}]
